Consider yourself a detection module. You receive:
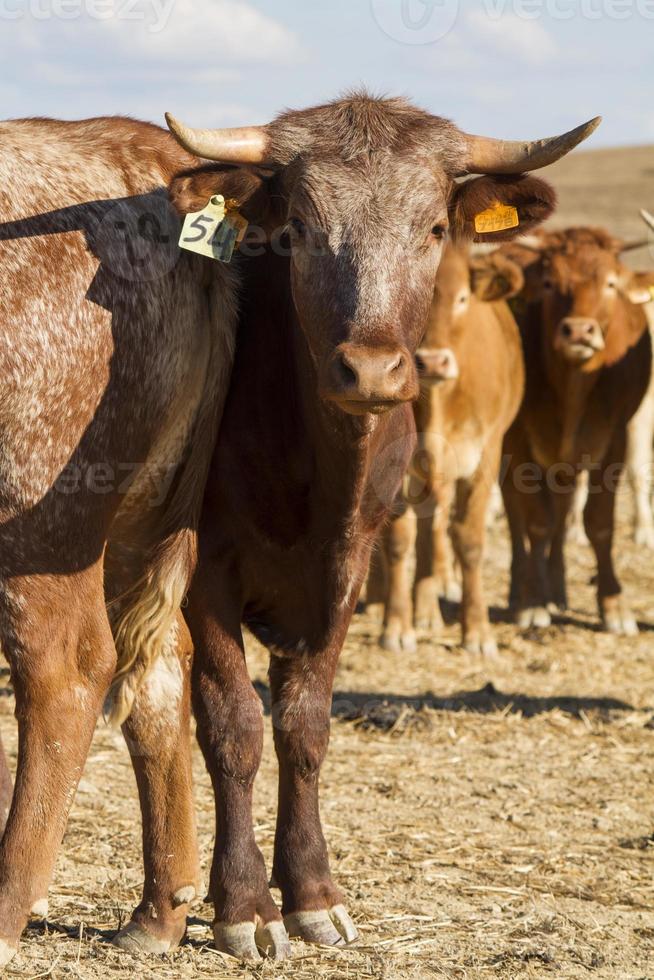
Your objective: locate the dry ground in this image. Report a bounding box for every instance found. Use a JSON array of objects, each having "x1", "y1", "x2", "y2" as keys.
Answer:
[
  {"x1": 3, "y1": 486, "x2": 654, "y2": 980},
  {"x1": 3, "y1": 147, "x2": 654, "y2": 979}
]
